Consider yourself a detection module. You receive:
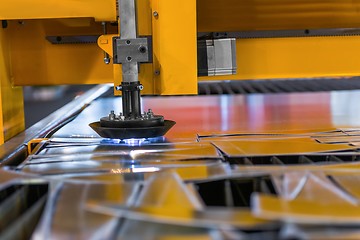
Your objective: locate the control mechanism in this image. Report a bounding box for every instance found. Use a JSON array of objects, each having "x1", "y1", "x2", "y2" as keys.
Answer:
[{"x1": 90, "y1": 0, "x2": 175, "y2": 139}]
